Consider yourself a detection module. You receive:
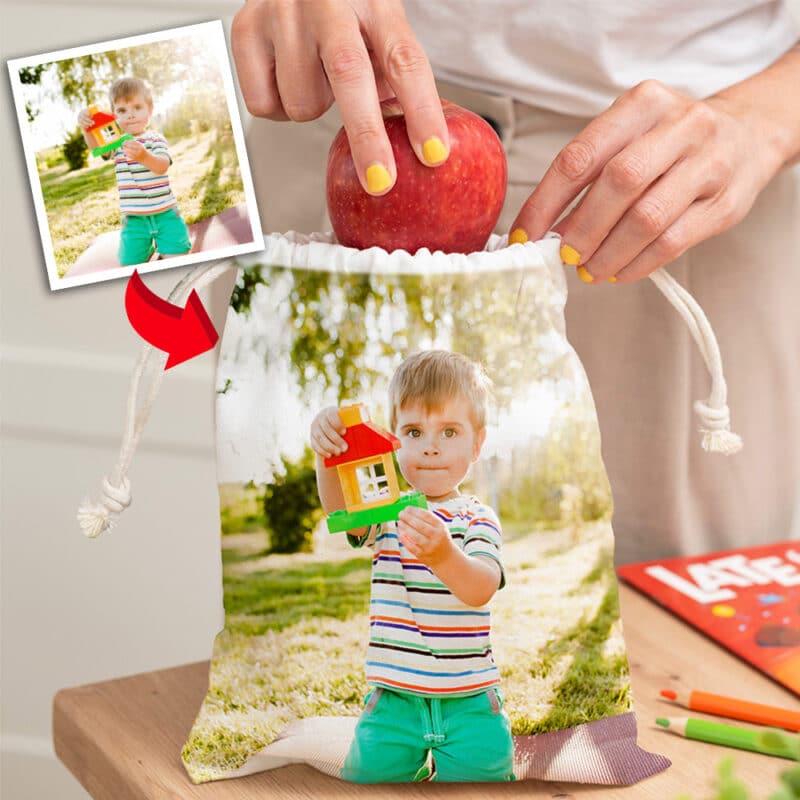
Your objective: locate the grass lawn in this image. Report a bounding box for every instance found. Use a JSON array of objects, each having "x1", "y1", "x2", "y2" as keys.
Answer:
[
  {"x1": 182, "y1": 514, "x2": 631, "y2": 783},
  {"x1": 38, "y1": 129, "x2": 246, "y2": 277}
]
